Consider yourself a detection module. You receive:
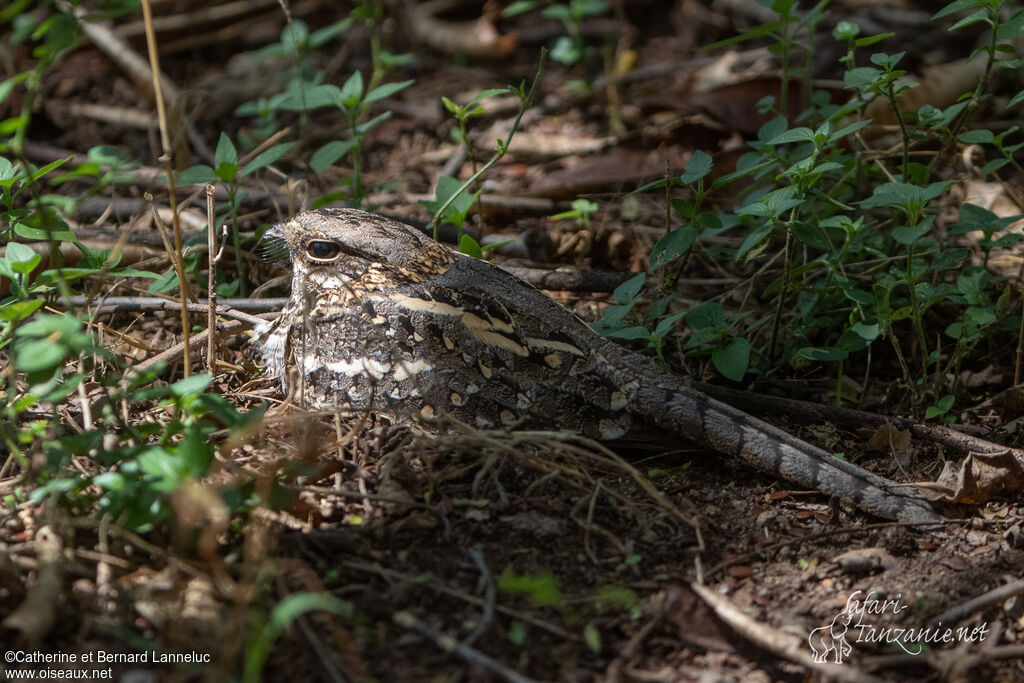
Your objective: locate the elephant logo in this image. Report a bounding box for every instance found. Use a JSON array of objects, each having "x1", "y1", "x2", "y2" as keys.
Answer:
[{"x1": 807, "y1": 607, "x2": 855, "y2": 663}]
